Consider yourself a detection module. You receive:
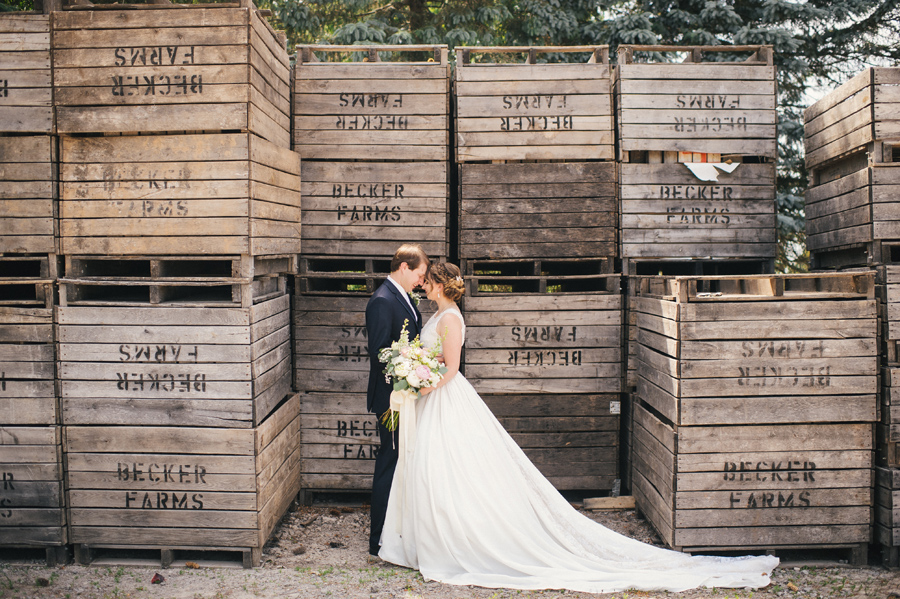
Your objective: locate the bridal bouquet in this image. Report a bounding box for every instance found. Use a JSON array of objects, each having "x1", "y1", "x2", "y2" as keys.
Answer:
[{"x1": 378, "y1": 319, "x2": 446, "y2": 431}]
